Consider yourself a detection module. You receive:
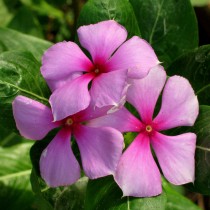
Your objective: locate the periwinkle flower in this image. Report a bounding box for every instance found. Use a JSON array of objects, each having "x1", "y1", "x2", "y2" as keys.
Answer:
[
  {"x1": 13, "y1": 96, "x2": 123, "y2": 187},
  {"x1": 41, "y1": 20, "x2": 159, "y2": 121},
  {"x1": 87, "y1": 66, "x2": 199, "y2": 197}
]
